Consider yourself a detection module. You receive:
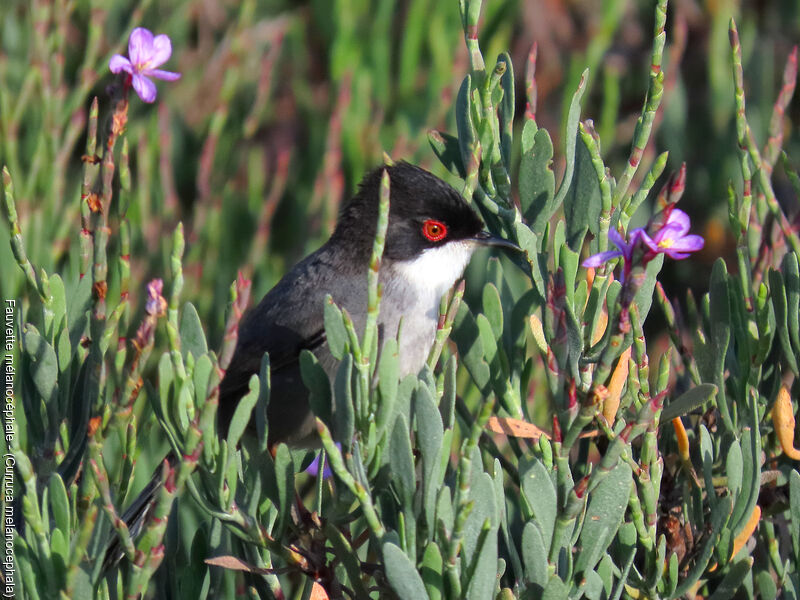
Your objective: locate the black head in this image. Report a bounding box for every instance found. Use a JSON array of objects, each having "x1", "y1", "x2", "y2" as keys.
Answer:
[{"x1": 332, "y1": 162, "x2": 485, "y2": 261}]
